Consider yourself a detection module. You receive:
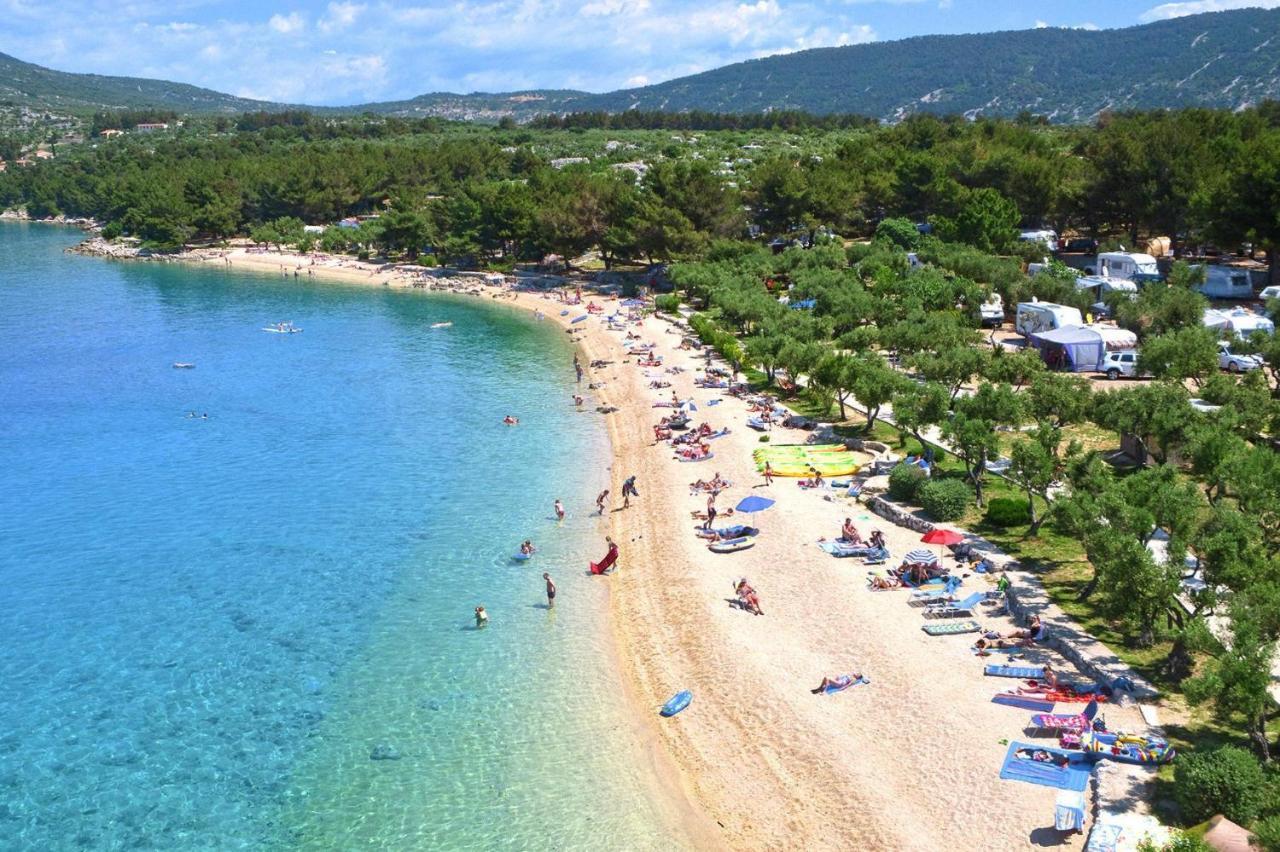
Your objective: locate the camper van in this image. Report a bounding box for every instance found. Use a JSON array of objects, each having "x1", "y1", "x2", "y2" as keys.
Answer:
[
  {"x1": 1194, "y1": 265, "x2": 1254, "y2": 300},
  {"x1": 1019, "y1": 229, "x2": 1058, "y2": 253},
  {"x1": 979, "y1": 293, "x2": 1004, "y2": 327},
  {"x1": 1096, "y1": 251, "x2": 1160, "y2": 283},
  {"x1": 1016, "y1": 301, "x2": 1084, "y2": 337}
]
